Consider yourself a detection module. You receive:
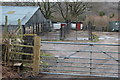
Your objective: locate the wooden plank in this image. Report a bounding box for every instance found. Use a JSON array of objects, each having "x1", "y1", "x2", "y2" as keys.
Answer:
[
  {"x1": 12, "y1": 35, "x2": 23, "y2": 38},
  {"x1": 10, "y1": 59, "x2": 33, "y2": 62},
  {"x1": 4, "y1": 16, "x2": 8, "y2": 63},
  {"x1": 13, "y1": 63, "x2": 22, "y2": 67},
  {"x1": 7, "y1": 39, "x2": 11, "y2": 65},
  {"x1": 4, "y1": 16, "x2": 8, "y2": 38},
  {"x1": 33, "y1": 36, "x2": 41, "y2": 75},
  {"x1": 12, "y1": 44, "x2": 33, "y2": 48},
  {"x1": 11, "y1": 34, "x2": 36, "y2": 38},
  {"x1": 10, "y1": 52, "x2": 33, "y2": 56},
  {"x1": 13, "y1": 63, "x2": 23, "y2": 73},
  {"x1": 23, "y1": 34, "x2": 36, "y2": 36}
]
